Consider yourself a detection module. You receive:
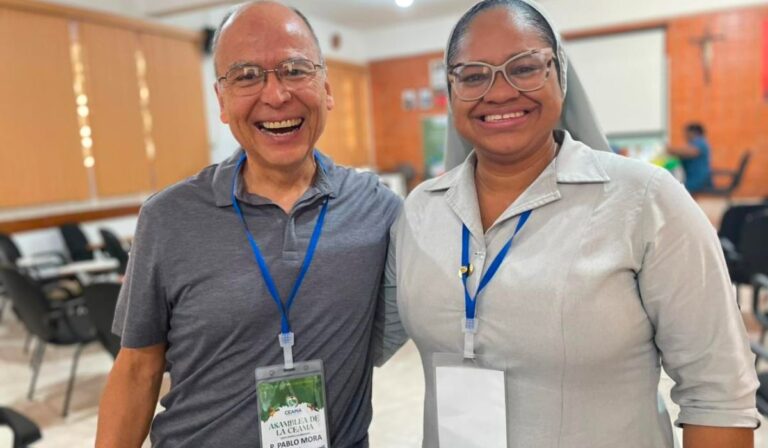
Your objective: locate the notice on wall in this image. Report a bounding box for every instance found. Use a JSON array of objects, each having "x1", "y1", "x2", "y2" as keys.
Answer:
[{"x1": 402, "y1": 89, "x2": 417, "y2": 111}]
